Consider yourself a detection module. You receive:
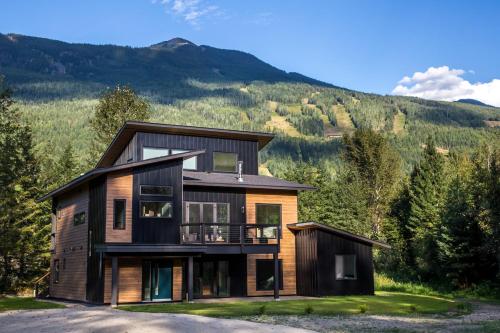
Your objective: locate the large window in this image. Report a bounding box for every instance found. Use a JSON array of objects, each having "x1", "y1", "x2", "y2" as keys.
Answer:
[
  {"x1": 335, "y1": 255, "x2": 357, "y2": 280},
  {"x1": 142, "y1": 147, "x2": 197, "y2": 170},
  {"x1": 53, "y1": 259, "x2": 60, "y2": 284},
  {"x1": 184, "y1": 202, "x2": 229, "y2": 224},
  {"x1": 256, "y1": 204, "x2": 281, "y2": 238},
  {"x1": 140, "y1": 185, "x2": 173, "y2": 196},
  {"x1": 213, "y1": 152, "x2": 238, "y2": 173},
  {"x1": 256, "y1": 259, "x2": 283, "y2": 291},
  {"x1": 140, "y1": 201, "x2": 172, "y2": 218},
  {"x1": 73, "y1": 212, "x2": 86, "y2": 226},
  {"x1": 113, "y1": 199, "x2": 126, "y2": 229}
]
